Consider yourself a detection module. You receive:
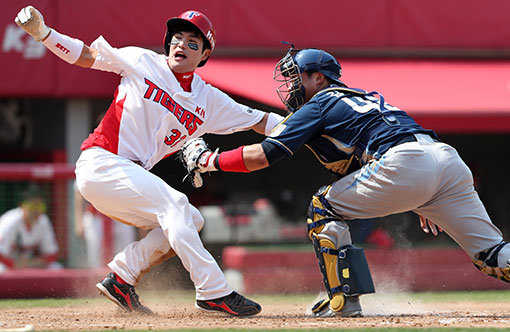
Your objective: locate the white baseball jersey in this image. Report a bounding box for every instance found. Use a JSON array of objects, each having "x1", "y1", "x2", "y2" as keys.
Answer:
[
  {"x1": 0, "y1": 207, "x2": 59, "y2": 260},
  {"x1": 81, "y1": 36, "x2": 264, "y2": 170}
]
